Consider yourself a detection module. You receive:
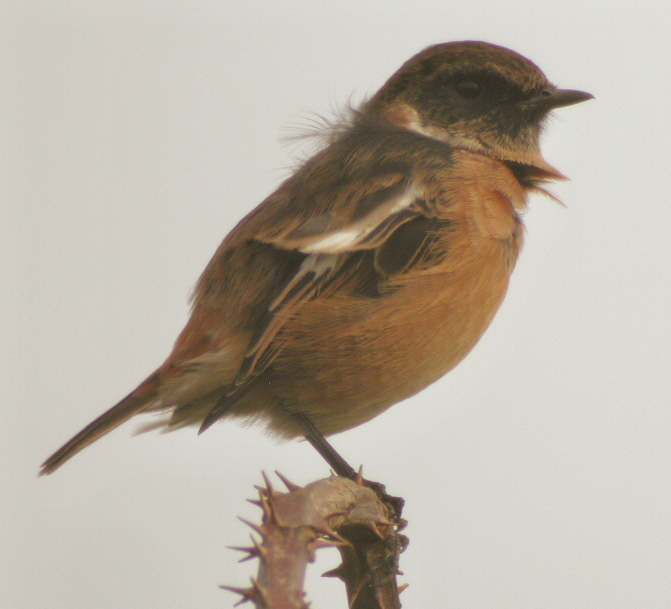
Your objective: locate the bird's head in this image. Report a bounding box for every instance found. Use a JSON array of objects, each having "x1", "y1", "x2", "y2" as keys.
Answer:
[{"x1": 365, "y1": 41, "x2": 593, "y2": 180}]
